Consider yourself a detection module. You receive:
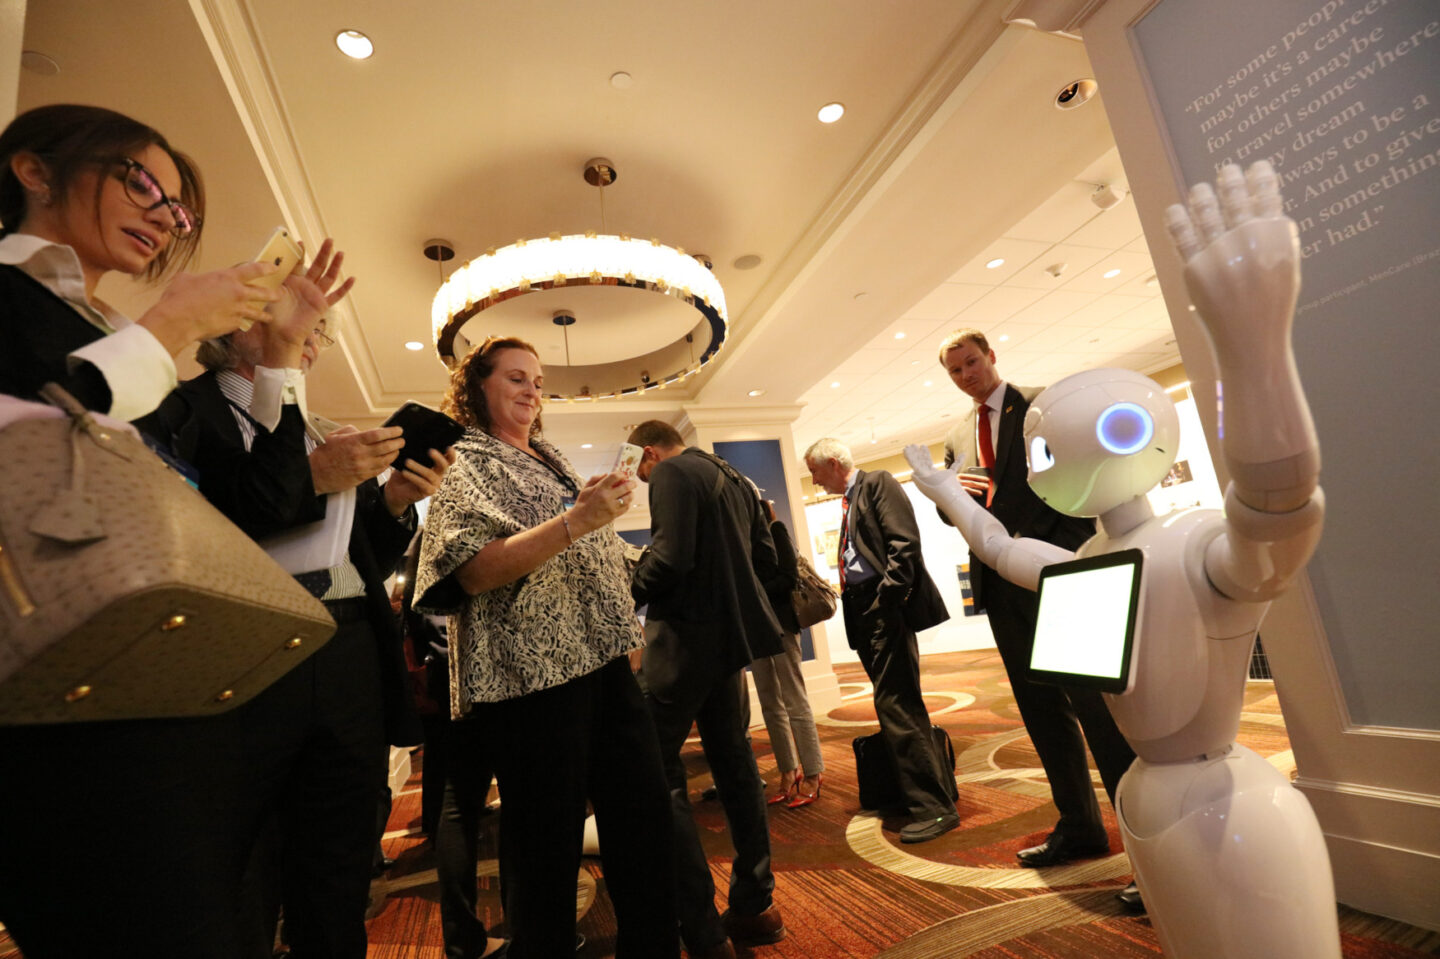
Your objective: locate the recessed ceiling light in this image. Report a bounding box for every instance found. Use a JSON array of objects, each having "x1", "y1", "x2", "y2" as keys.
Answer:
[
  {"x1": 893, "y1": 332, "x2": 905, "y2": 340},
  {"x1": 1145, "y1": 274, "x2": 1159, "y2": 286},
  {"x1": 830, "y1": 381, "x2": 840, "y2": 388},
  {"x1": 1055, "y1": 78, "x2": 1099, "y2": 110},
  {"x1": 747, "y1": 389, "x2": 765, "y2": 397},
  {"x1": 404, "y1": 341, "x2": 424, "y2": 351},
  {"x1": 986, "y1": 258, "x2": 1005, "y2": 269},
  {"x1": 609, "y1": 71, "x2": 633, "y2": 89},
  {"x1": 733, "y1": 253, "x2": 762, "y2": 270},
  {"x1": 817, "y1": 102, "x2": 845, "y2": 123},
  {"x1": 998, "y1": 334, "x2": 1010, "y2": 342},
  {"x1": 923, "y1": 380, "x2": 933, "y2": 387},
  {"x1": 1103, "y1": 268, "x2": 1122, "y2": 279},
  {"x1": 335, "y1": 30, "x2": 373, "y2": 59},
  {"x1": 580, "y1": 443, "x2": 593, "y2": 449}
]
